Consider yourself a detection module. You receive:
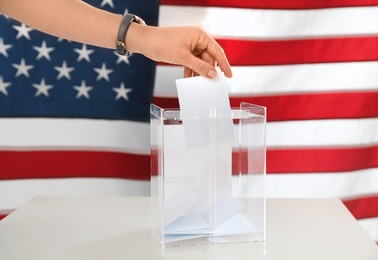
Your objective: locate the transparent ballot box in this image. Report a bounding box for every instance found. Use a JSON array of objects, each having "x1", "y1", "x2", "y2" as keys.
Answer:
[{"x1": 150, "y1": 102, "x2": 266, "y2": 247}]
